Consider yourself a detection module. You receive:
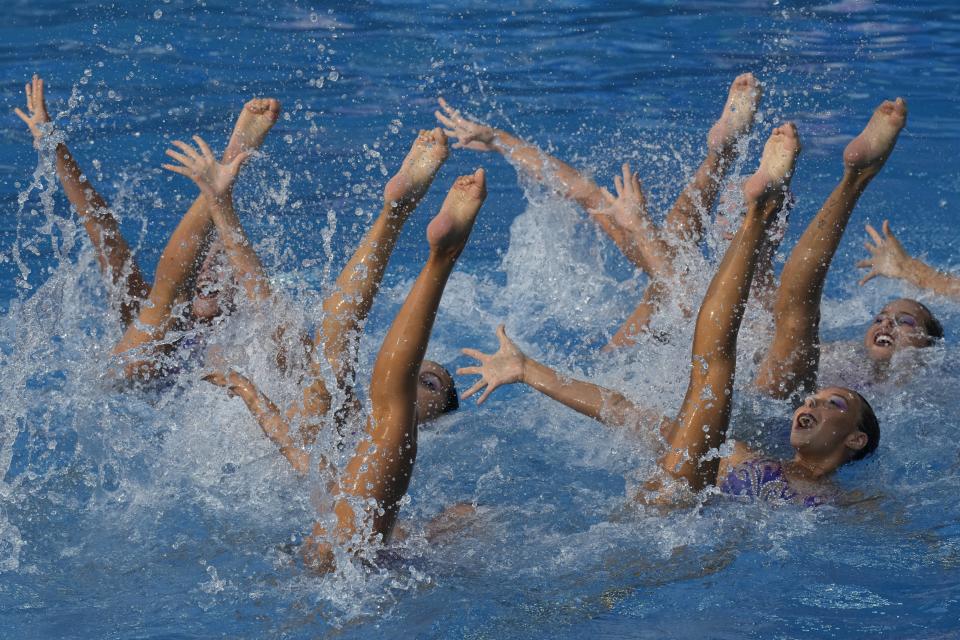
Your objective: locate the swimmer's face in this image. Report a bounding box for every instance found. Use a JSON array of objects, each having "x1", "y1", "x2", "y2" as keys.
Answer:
[
  {"x1": 416, "y1": 360, "x2": 457, "y2": 423},
  {"x1": 790, "y1": 387, "x2": 867, "y2": 460},
  {"x1": 191, "y1": 246, "x2": 234, "y2": 323},
  {"x1": 864, "y1": 298, "x2": 936, "y2": 362}
]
